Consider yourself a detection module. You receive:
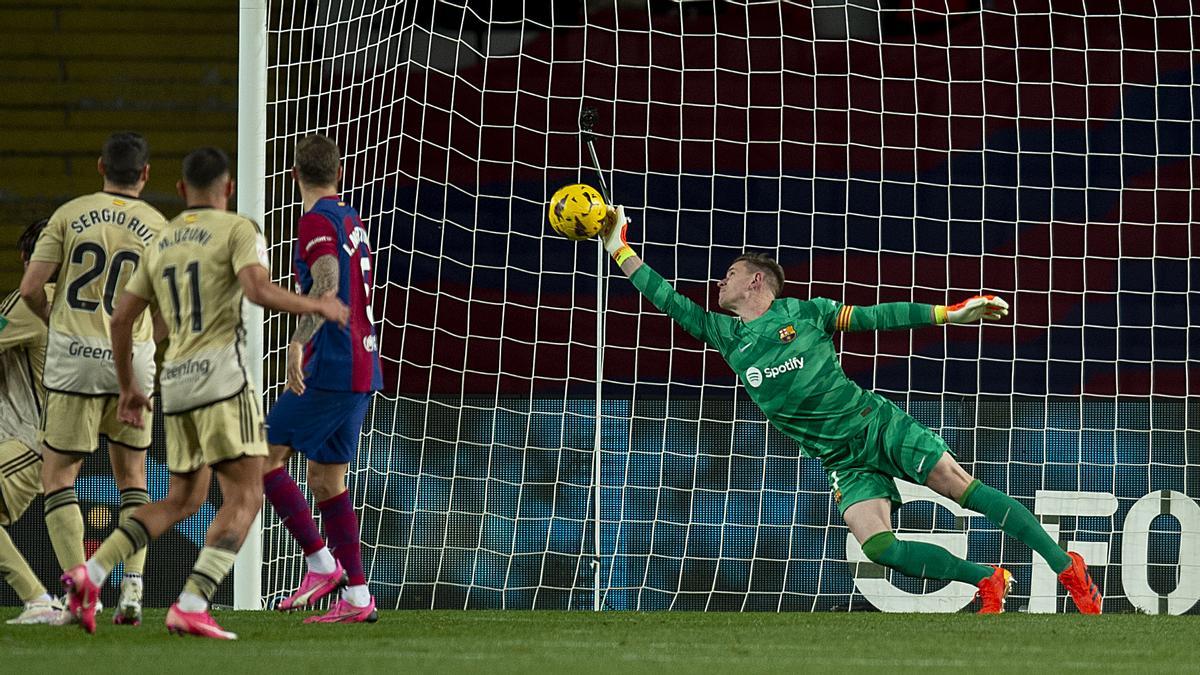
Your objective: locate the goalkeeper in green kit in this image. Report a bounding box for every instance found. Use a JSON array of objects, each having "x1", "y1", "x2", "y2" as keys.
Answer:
[{"x1": 600, "y1": 206, "x2": 1102, "y2": 614}]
